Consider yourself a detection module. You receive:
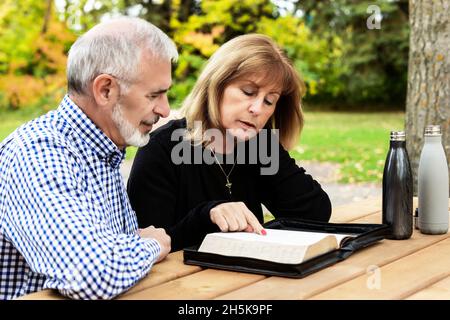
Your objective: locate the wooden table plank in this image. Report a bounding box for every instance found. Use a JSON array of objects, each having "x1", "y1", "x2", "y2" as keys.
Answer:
[
  {"x1": 17, "y1": 289, "x2": 66, "y2": 300},
  {"x1": 329, "y1": 197, "x2": 382, "y2": 223},
  {"x1": 215, "y1": 212, "x2": 449, "y2": 300},
  {"x1": 120, "y1": 269, "x2": 265, "y2": 300},
  {"x1": 405, "y1": 276, "x2": 450, "y2": 300},
  {"x1": 330, "y1": 197, "x2": 419, "y2": 223},
  {"x1": 119, "y1": 251, "x2": 202, "y2": 297},
  {"x1": 309, "y1": 237, "x2": 450, "y2": 300}
]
